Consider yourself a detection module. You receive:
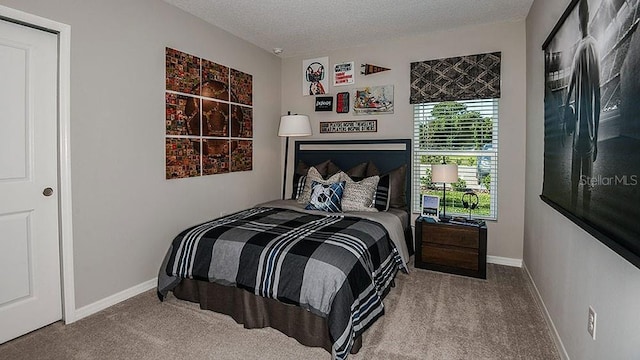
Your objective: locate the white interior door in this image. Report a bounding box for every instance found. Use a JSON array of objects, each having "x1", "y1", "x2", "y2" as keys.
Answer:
[{"x1": 0, "y1": 19, "x2": 61, "y2": 344}]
